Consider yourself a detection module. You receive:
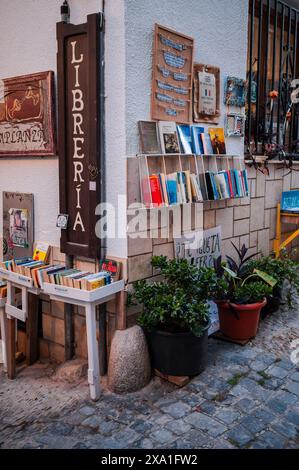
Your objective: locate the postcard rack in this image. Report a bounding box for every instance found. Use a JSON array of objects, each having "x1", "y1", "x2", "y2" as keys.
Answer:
[
  {"x1": 43, "y1": 280, "x2": 125, "y2": 401},
  {"x1": 138, "y1": 153, "x2": 247, "y2": 207}
]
